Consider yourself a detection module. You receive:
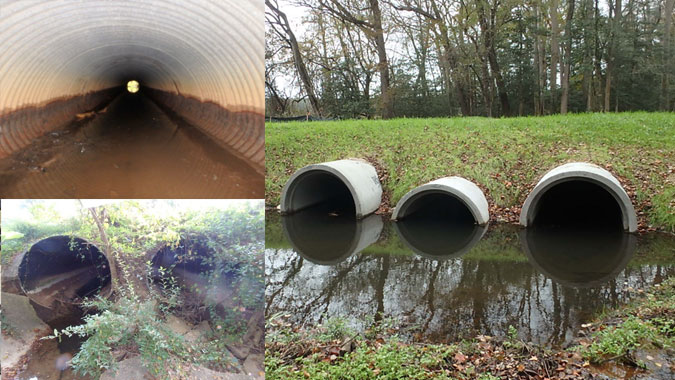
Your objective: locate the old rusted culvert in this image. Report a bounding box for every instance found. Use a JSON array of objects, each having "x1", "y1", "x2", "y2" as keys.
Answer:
[{"x1": 17, "y1": 235, "x2": 111, "y2": 324}]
